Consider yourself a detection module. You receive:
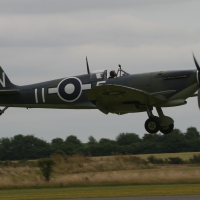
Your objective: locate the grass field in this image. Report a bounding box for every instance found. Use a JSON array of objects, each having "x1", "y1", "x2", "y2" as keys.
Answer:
[
  {"x1": 0, "y1": 184, "x2": 200, "y2": 200},
  {"x1": 91, "y1": 152, "x2": 200, "y2": 161},
  {"x1": 0, "y1": 152, "x2": 199, "y2": 189},
  {"x1": 1, "y1": 166, "x2": 200, "y2": 189},
  {"x1": 138, "y1": 152, "x2": 200, "y2": 161}
]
